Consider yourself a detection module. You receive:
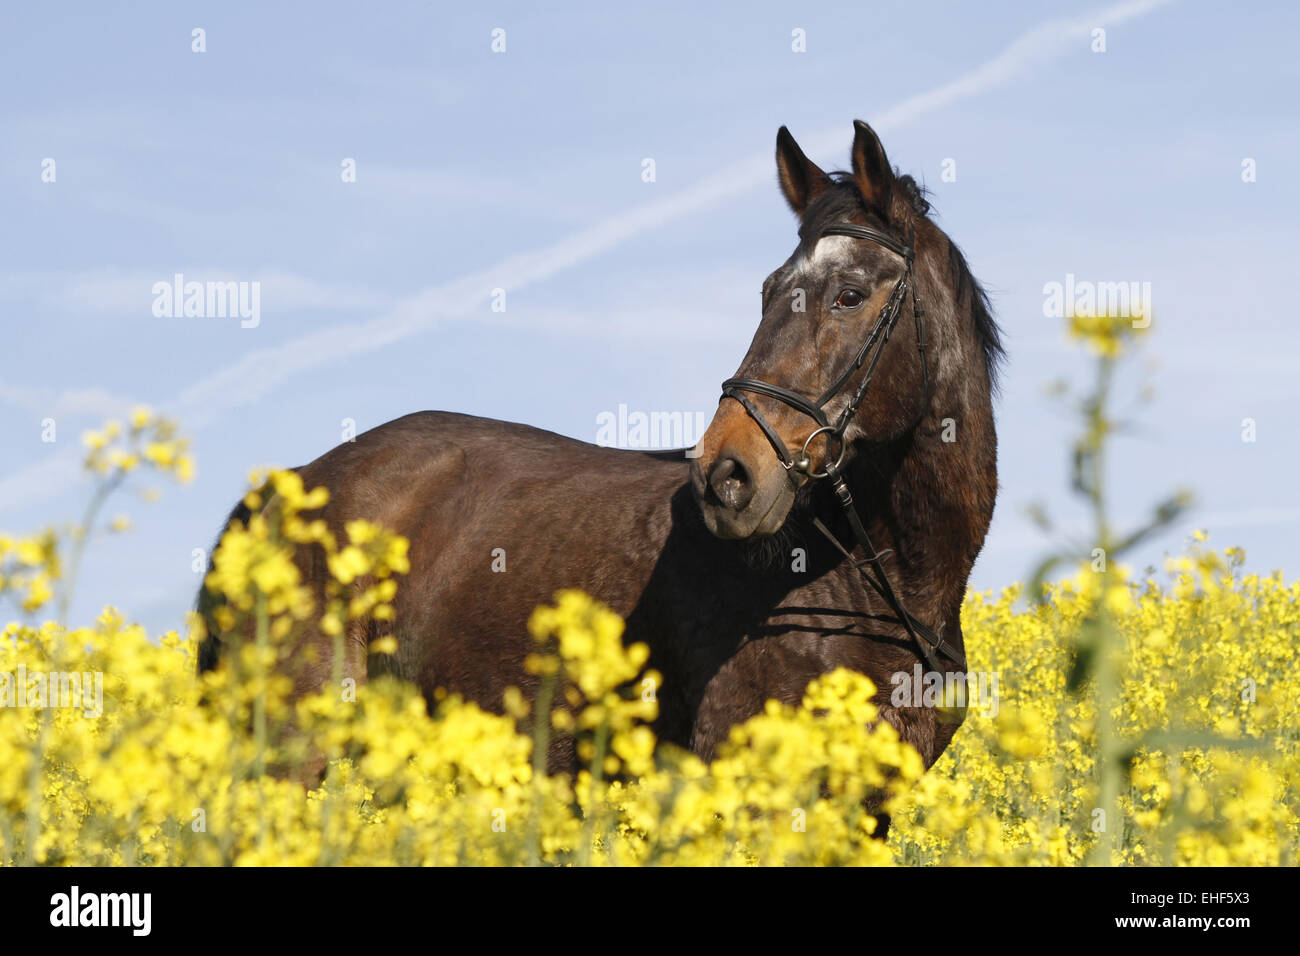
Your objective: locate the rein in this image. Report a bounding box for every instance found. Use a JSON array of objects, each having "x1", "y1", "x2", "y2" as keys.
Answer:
[{"x1": 719, "y1": 221, "x2": 965, "y2": 672}]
